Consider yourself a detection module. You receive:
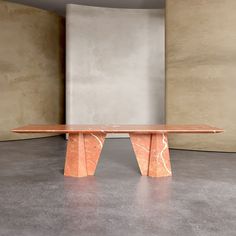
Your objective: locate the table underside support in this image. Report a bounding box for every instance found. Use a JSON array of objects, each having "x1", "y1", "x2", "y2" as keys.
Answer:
[
  {"x1": 64, "y1": 133, "x2": 106, "y2": 177},
  {"x1": 130, "y1": 133, "x2": 172, "y2": 177},
  {"x1": 64, "y1": 132, "x2": 171, "y2": 178}
]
